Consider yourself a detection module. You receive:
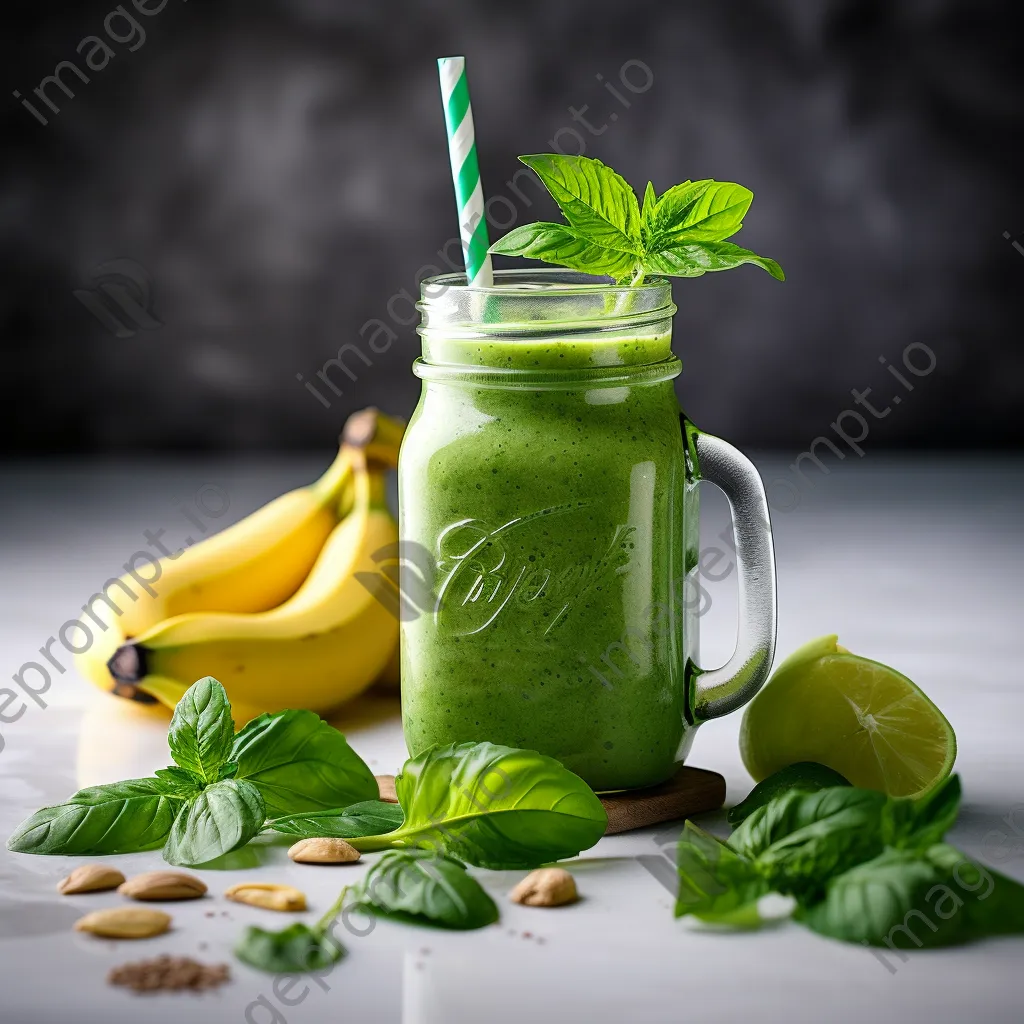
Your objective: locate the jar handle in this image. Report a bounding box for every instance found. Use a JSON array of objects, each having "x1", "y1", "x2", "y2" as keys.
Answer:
[{"x1": 683, "y1": 417, "x2": 777, "y2": 722}]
